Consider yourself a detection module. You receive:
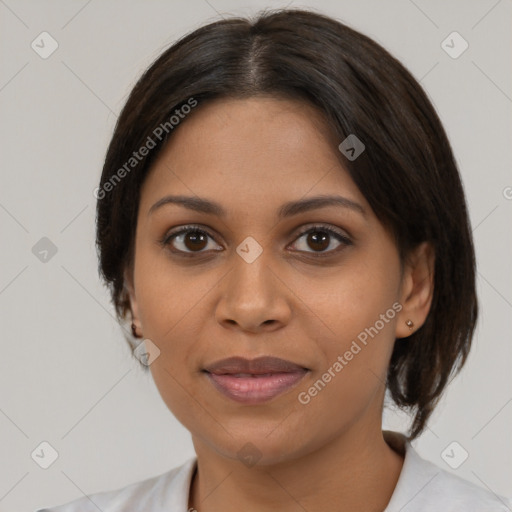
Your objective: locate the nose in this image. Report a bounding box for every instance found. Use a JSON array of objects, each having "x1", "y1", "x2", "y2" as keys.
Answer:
[{"x1": 215, "y1": 250, "x2": 292, "y2": 334}]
